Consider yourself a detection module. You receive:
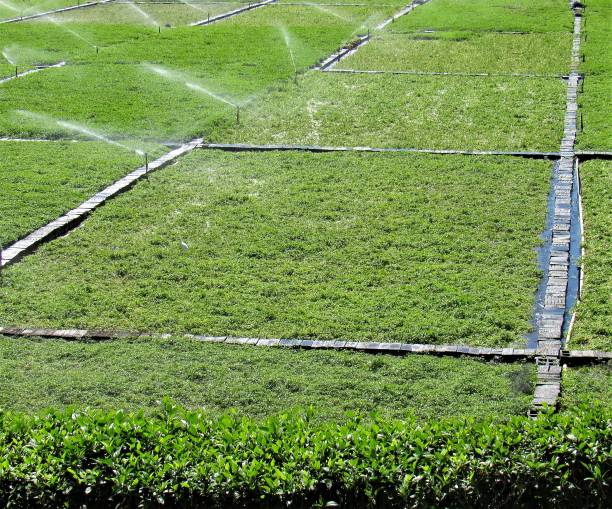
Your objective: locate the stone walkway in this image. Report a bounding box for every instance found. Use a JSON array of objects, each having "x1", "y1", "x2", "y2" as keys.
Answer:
[
  {"x1": 1, "y1": 325, "x2": 611, "y2": 364},
  {"x1": 529, "y1": 5, "x2": 583, "y2": 416},
  {"x1": 0, "y1": 138, "x2": 203, "y2": 267}
]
